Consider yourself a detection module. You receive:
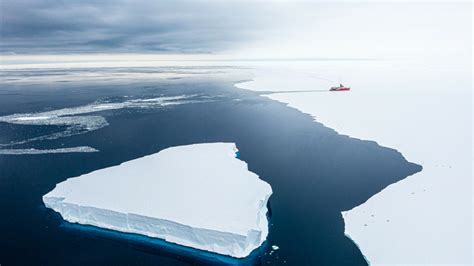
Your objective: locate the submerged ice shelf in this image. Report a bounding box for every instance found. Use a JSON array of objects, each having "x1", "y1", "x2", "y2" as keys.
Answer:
[{"x1": 43, "y1": 143, "x2": 272, "y2": 258}]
